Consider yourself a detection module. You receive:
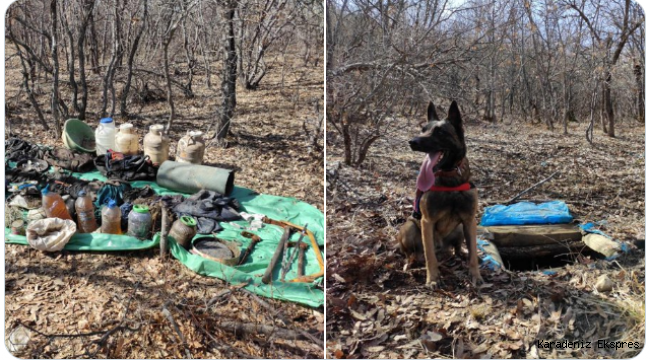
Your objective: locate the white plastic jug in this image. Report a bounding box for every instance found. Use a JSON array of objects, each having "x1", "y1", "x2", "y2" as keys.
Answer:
[
  {"x1": 115, "y1": 123, "x2": 139, "y2": 155},
  {"x1": 95, "y1": 118, "x2": 116, "y2": 156}
]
